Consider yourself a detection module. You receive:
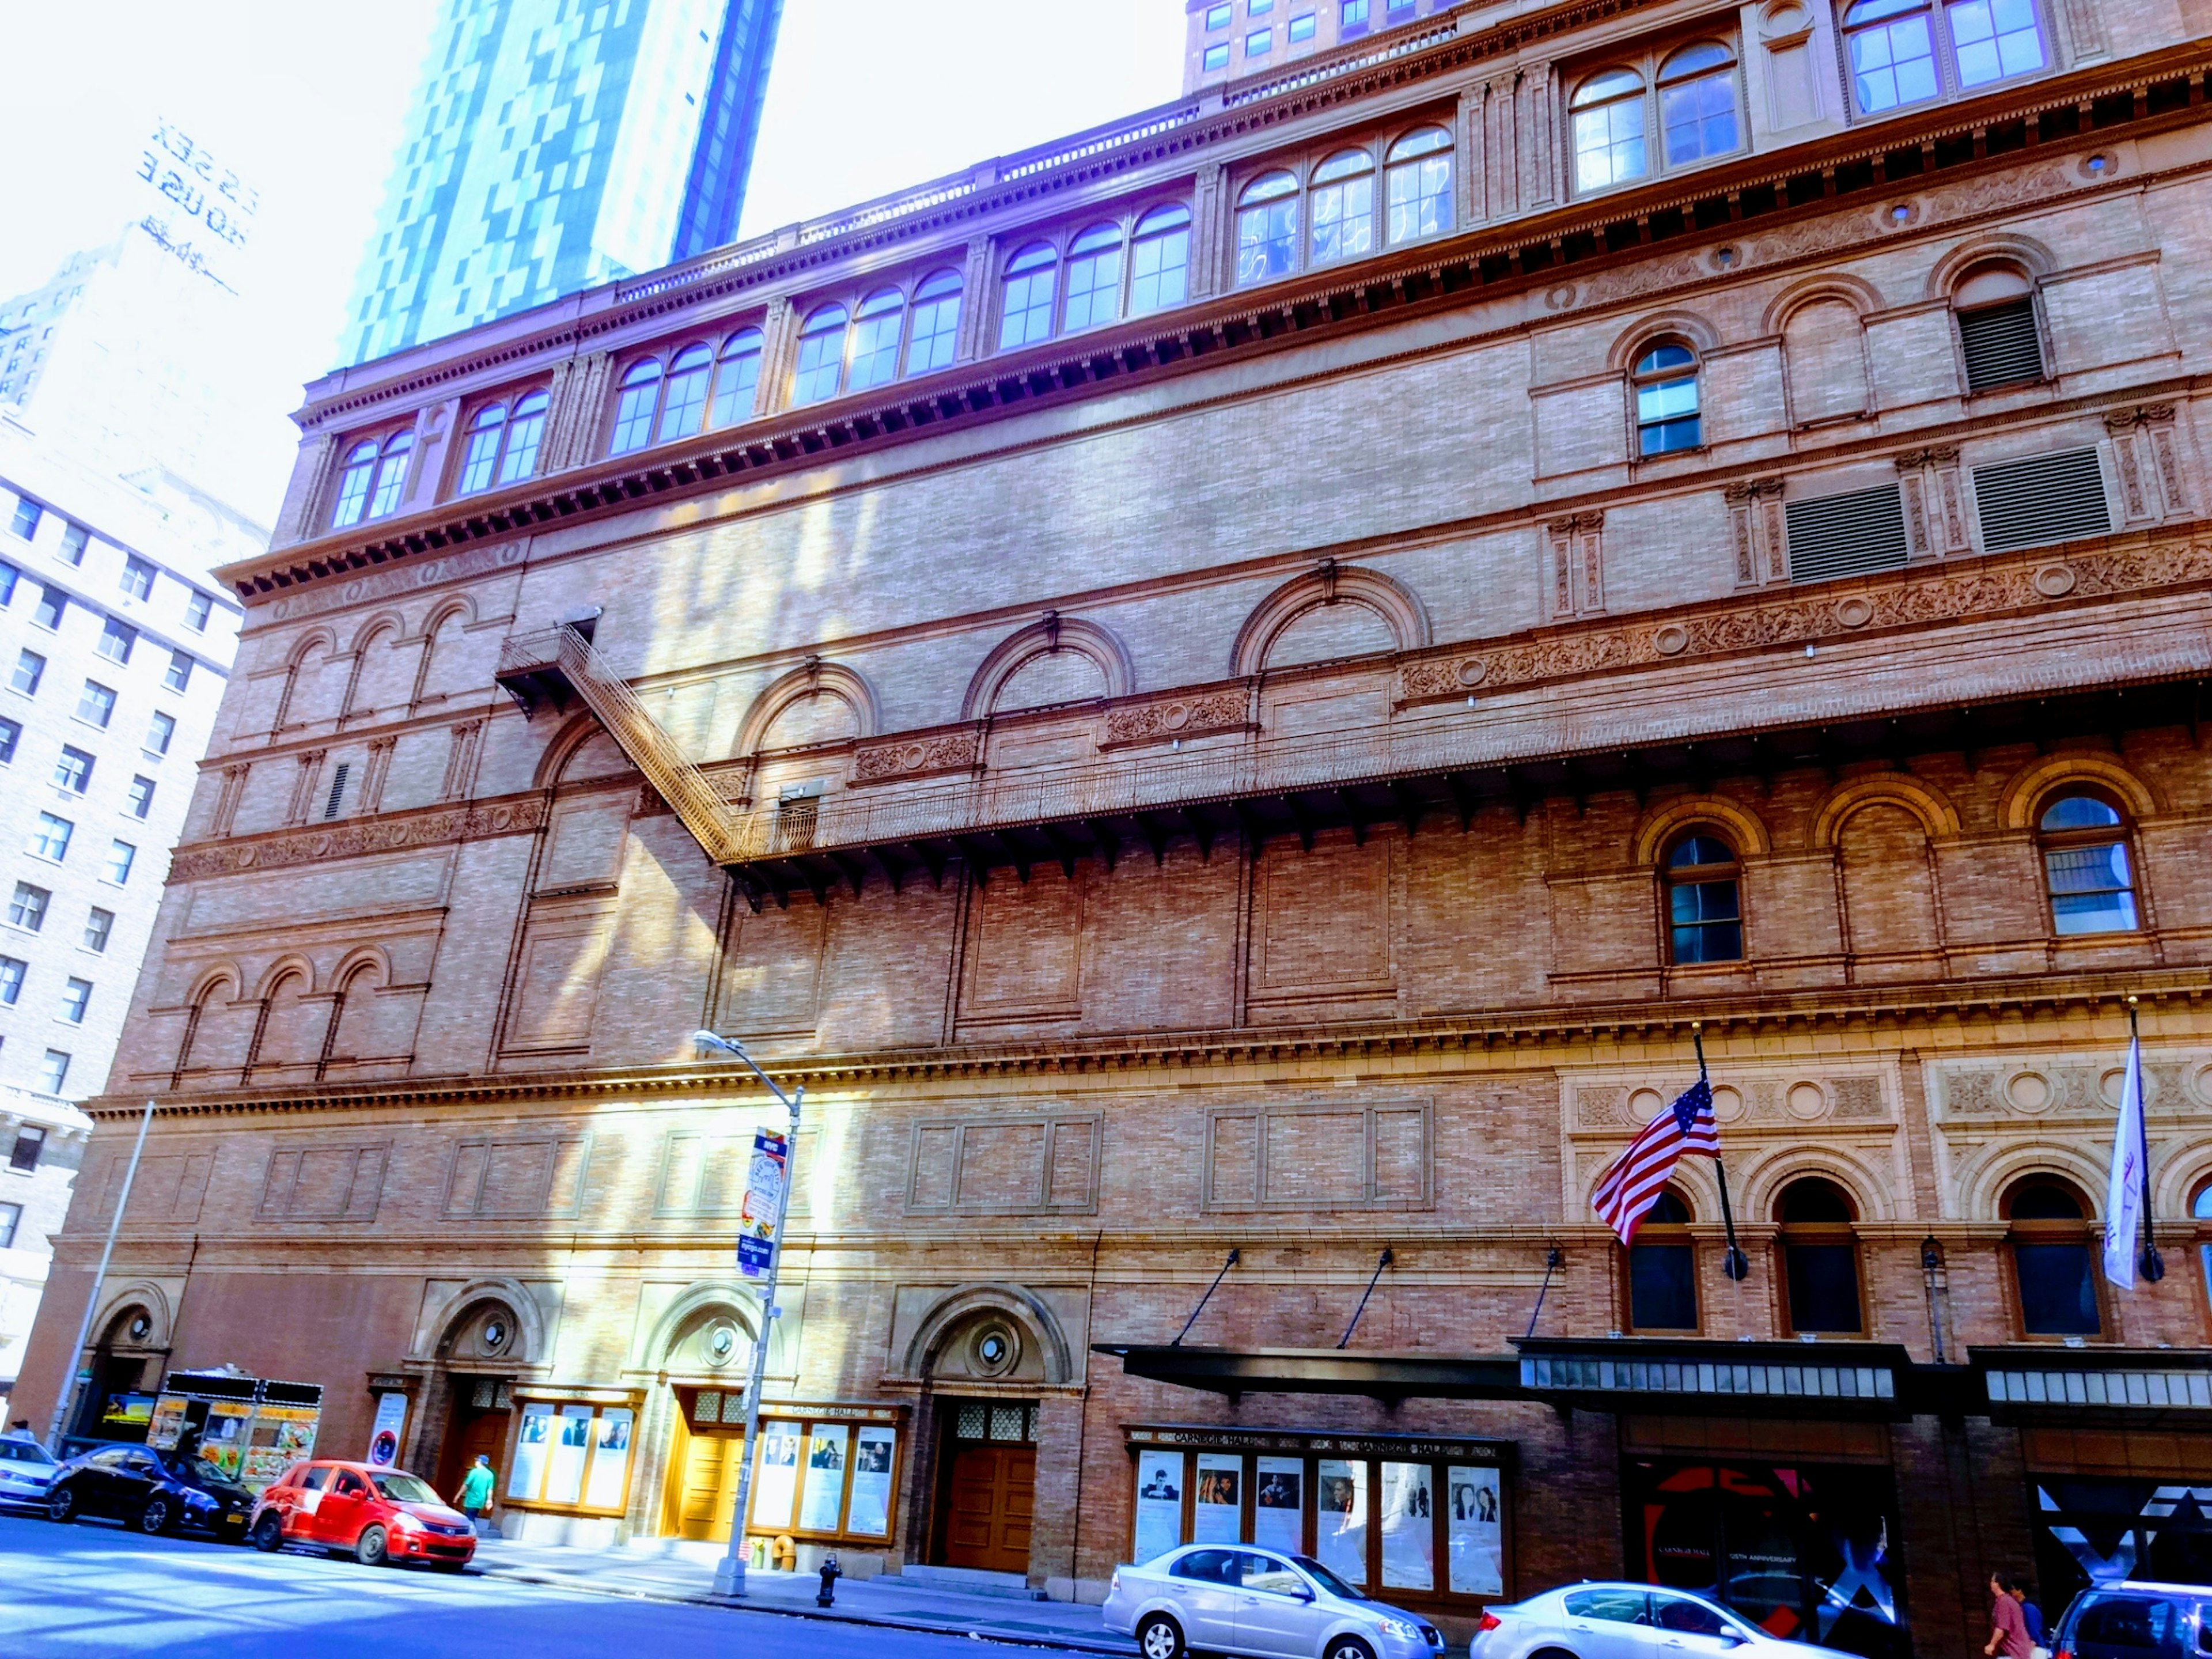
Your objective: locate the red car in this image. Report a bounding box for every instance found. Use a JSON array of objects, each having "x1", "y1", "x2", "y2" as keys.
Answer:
[{"x1": 248, "y1": 1460, "x2": 476, "y2": 1570}]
